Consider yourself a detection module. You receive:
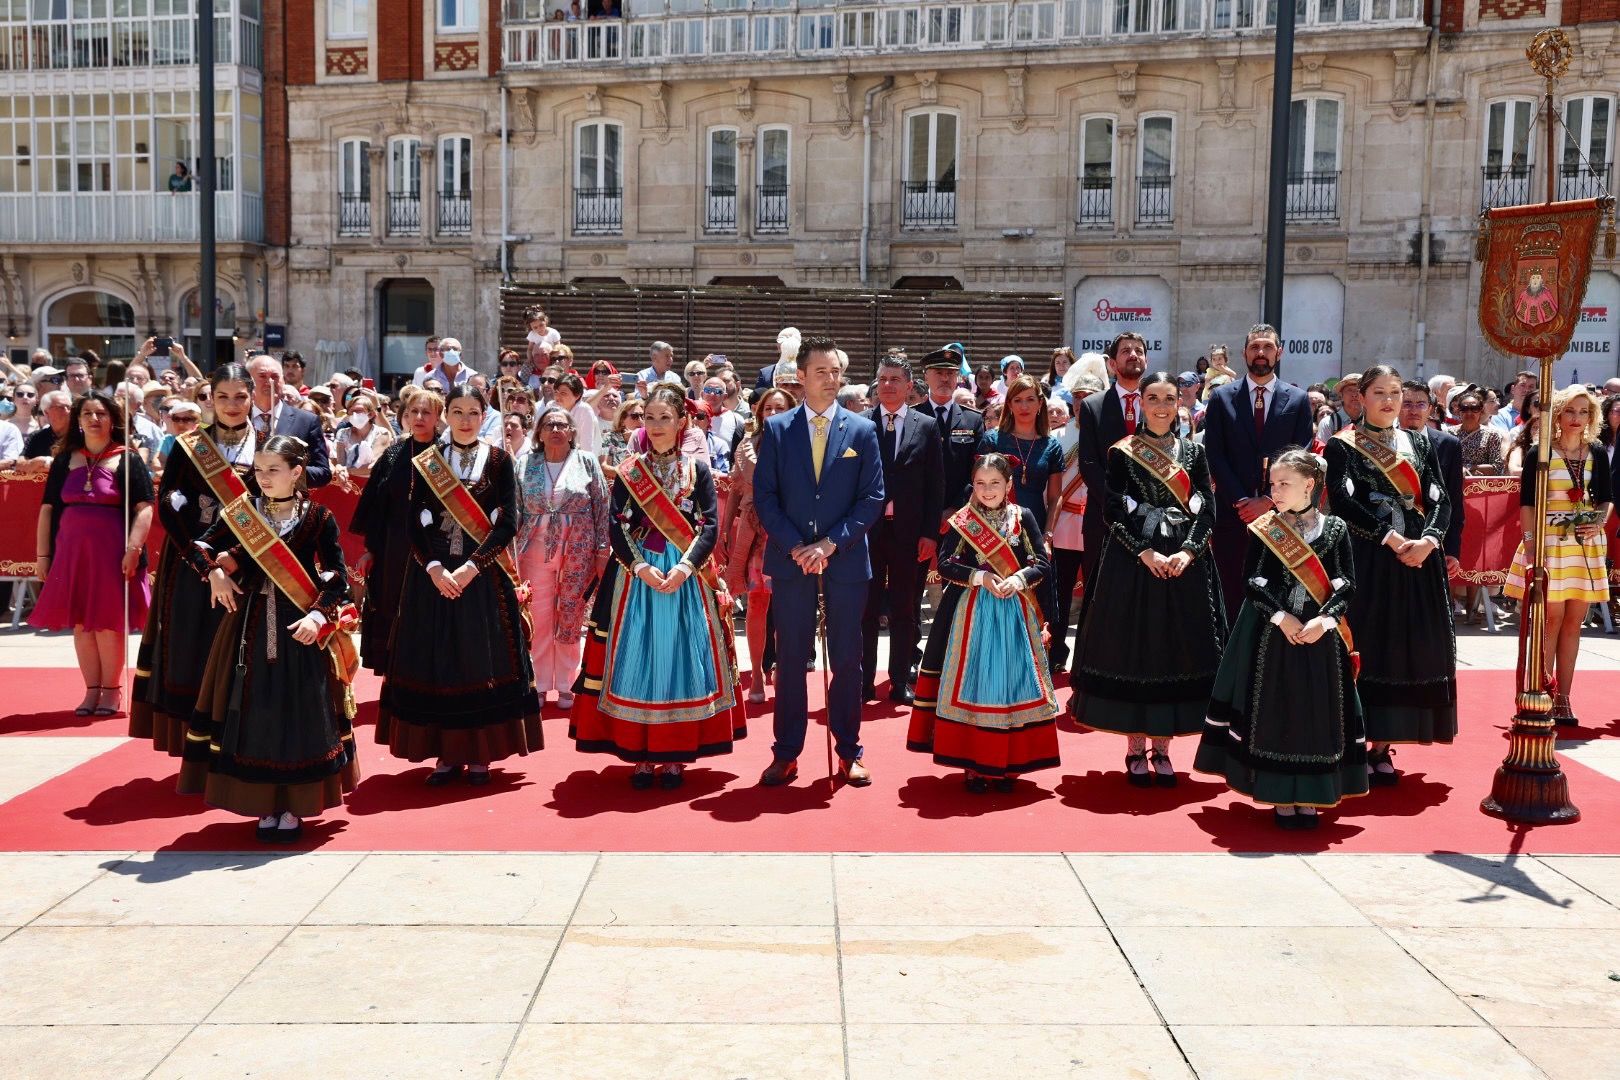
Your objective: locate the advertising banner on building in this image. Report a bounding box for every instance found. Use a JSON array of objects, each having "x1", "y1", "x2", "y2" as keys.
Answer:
[
  {"x1": 1073, "y1": 276, "x2": 1173, "y2": 366},
  {"x1": 1555, "y1": 270, "x2": 1618, "y2": 387},
  {"x1": 1276, "y1": 274, "x2": 1345, "y2": 387}
]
